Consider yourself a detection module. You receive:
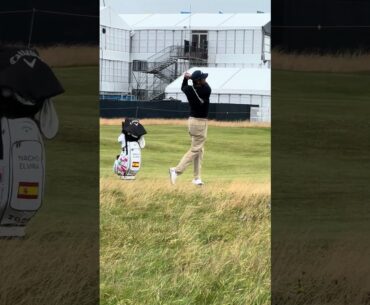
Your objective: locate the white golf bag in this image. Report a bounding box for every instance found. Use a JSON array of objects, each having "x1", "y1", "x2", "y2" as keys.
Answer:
[
  {"x1": 0, "y1": 47, "x2": 63, "y2": 237},
  {"x1": 0, "y1": 118, "x2": 45, "y2": 228},
  {"x1": 113, "y1": 119, "x2": 146, "y2": 180},
  {"x1": 114, "y1": 141, "x2": 142, "y2": 180}
]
